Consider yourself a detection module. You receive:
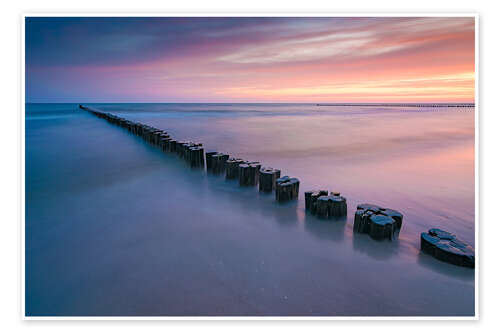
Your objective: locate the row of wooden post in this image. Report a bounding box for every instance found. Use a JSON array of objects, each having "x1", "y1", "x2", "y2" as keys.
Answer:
[
  {"x1": 80, "y1": 105, "x2": 406, "y2": 240},
  {"x1": 80, "y1": 105, "x2": 299, "y2": 203},
  {"x1": 79, "y1": 105, "x2": 475, "y2": 268},
  {"x1": 205, "y1": 151, "x2": 298, "y2": 201}
]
